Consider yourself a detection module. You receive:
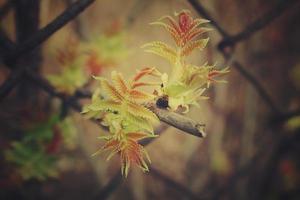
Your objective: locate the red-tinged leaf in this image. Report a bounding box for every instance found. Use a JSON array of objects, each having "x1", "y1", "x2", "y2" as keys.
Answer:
[
  {"x1": 178, "y1": 11, "x2": 193, "y2": 33},
  {"x1": 120, "y1": 139, "x2": 149, "y2": 177},
  {"x1": 181, "y1": 38, "x2": 209, "y2": 57},
  {"x1": 129, "y1": 90, "x2": 154, "y2": 102},
  {"x1": 131, "y1": 82, "x2": 160, "y2": 89},
  {"x1": 103, "y1": 139, "x2": 119, "y2": 150},
  {"x1": 150, "y1": 21, "x2": 181, "y2": 46},
  {"x1": 159, "y1": 15, "x2": 182, "y2": 37},
  {"x1": 86, "y1": 53, "x2": 103, "y2": 76},
  {"x1": 185, "y1": 27, "x2": 212, "y2": 43},
  {"x1": 208, "y1": 67, "x2": 230, "y2": 83},
  {"x1": 185, "y1": 18, "x2": 210, "y2": 35},
  {"x1": 99, "y1": 78, "x2": 124, "y2": 102},
  {"x1": 92, "y1": 139, "x2": 119, "y2": 157},
  {"x1": 111, "y1": 71, "x2": 129, "y2": 95},
  {"x1": 132, "y1": 67, "x2": 161, "y2": 82},
  {"x1": 126, "y1": 132, "x2": 155, "y2": 141},
  {"x1": 56, "y1": 37, "x2": 79, "y2": 65},
  {"x1": 121, "y1": 156, "x2": 130, "y2": 177},
  {"x1": 46, "y1": 126, "x2": 62, "y2": 154}
]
